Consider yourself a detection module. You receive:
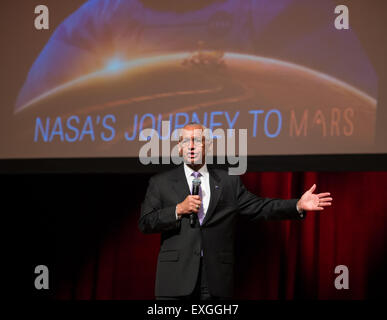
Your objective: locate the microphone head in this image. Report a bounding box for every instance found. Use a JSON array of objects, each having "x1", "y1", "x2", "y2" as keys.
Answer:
[{"x1": 192, "y1": 178, "x2": 201, "y2": 186}]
